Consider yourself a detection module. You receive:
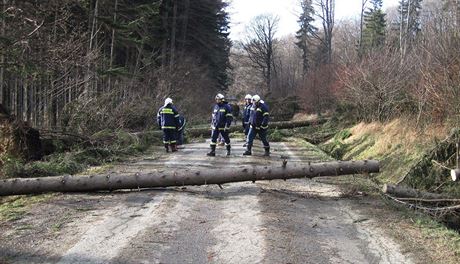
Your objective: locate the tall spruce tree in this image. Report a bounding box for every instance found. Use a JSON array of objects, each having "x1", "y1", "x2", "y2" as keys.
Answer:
[
  {"x1": 295, "y1": 0, "x2": 317, "y2": 74},
  {"x1": 362, "y1": 0, "x2": 386, "y2": 50}
]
